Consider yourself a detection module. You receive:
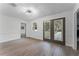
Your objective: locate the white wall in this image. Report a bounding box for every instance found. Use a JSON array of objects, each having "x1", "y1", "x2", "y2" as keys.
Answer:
[
  {"x1": 28, "y1": 10, "x2": 74, "y2": 48},
  {"x1": 0, "y1": 14, "x2": 27, "y2": 43}
]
